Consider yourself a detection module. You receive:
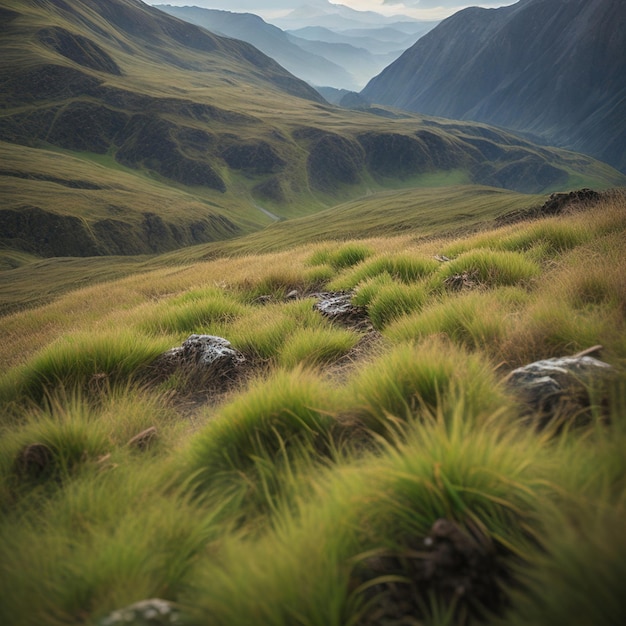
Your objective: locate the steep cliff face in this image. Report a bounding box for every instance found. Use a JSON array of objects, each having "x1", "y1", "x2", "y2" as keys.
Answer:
[{"x1": 362, "y1": 0, "x2": 626, "y2": 173}]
